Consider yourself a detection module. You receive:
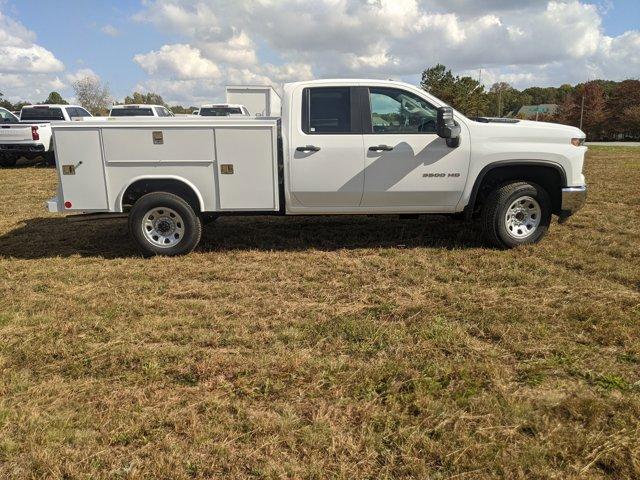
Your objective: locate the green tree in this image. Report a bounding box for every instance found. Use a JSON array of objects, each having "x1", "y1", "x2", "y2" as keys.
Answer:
[
  {"x1": 42, "y1": 91, "x2": 68, "y2": 105},
  {"x1": 124, "y1": 92, "x2": 166, "y2": 106},
  {"x1": 488, "y1": 82, "x2": 516, "y2": 117},
  {"x1": 420, "y1": 64, "x2": 488, "y2": 116},
  {"x1": 0, "y1": 92, "x2": 15, "y2": 110},
  {"x1": 72, "y1": 76, "x2": 111, "y2": 115}
]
